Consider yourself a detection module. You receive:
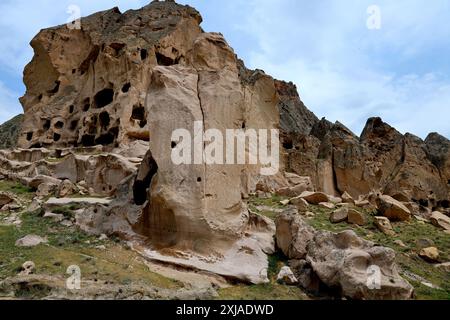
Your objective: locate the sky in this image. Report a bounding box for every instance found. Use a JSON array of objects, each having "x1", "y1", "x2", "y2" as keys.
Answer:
[{"x1": 0, "y1": 0, "x2": 449, "y2": 139}]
